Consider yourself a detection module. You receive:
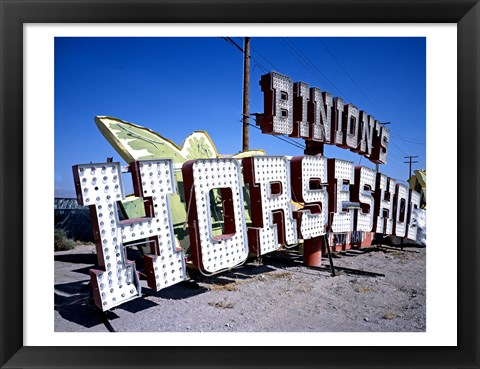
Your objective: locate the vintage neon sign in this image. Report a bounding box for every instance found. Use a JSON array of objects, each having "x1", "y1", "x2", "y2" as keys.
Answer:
[
  {"x1": 73, "y1": 156, "x2": 420, "y2": 310},
  {"x1": 72, "y1": 71, "x2": 421, "y2": 311},
  {"x1": 182, "y1": 158, "x2": 249, "y2": 274},
  {"x1": 73, "y1": 160, "x2": 187, "y2": 310},
  {"x1": 258, "y1": 71, "x2": 389, "y2": 164}
]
